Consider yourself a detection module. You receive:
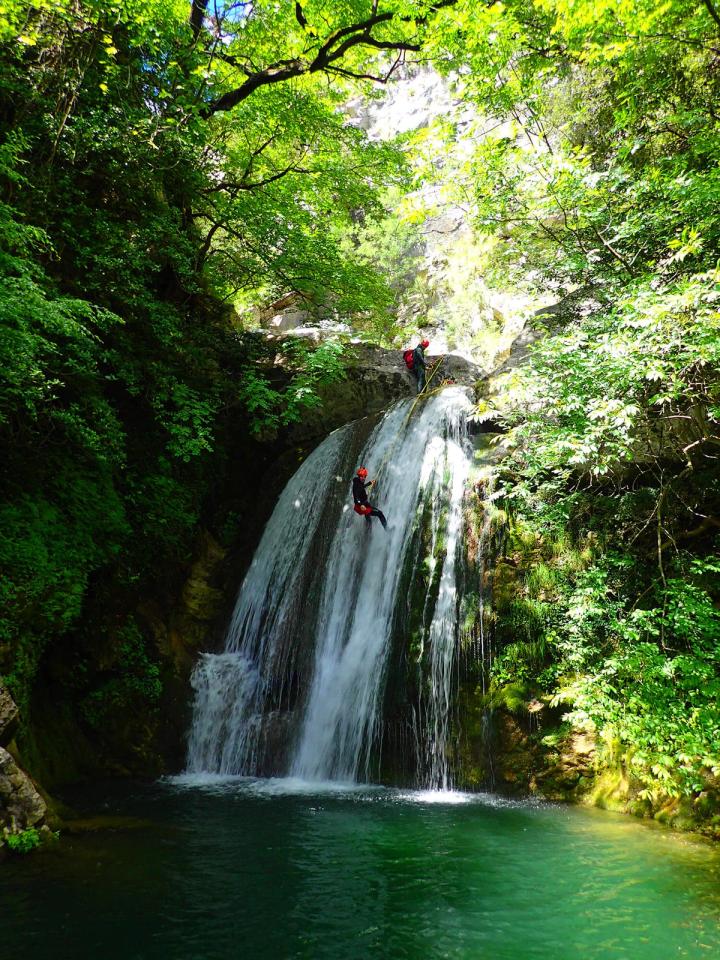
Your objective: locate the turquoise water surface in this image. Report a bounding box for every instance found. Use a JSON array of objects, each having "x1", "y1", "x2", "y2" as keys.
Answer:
[{"x1": 1, "y1": 778, "x2": 719, "y2": 960}]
